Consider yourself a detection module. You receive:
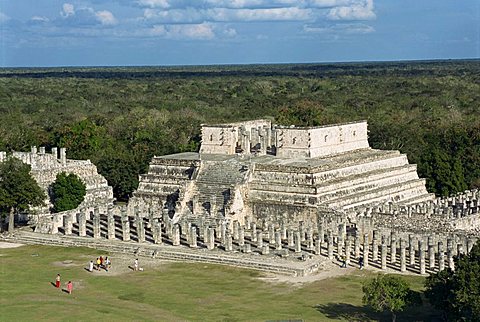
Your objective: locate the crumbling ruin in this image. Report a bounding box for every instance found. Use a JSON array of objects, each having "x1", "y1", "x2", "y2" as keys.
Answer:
[{"x1": 3, "y1": 120, "x2": 479, "y2": 276}]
